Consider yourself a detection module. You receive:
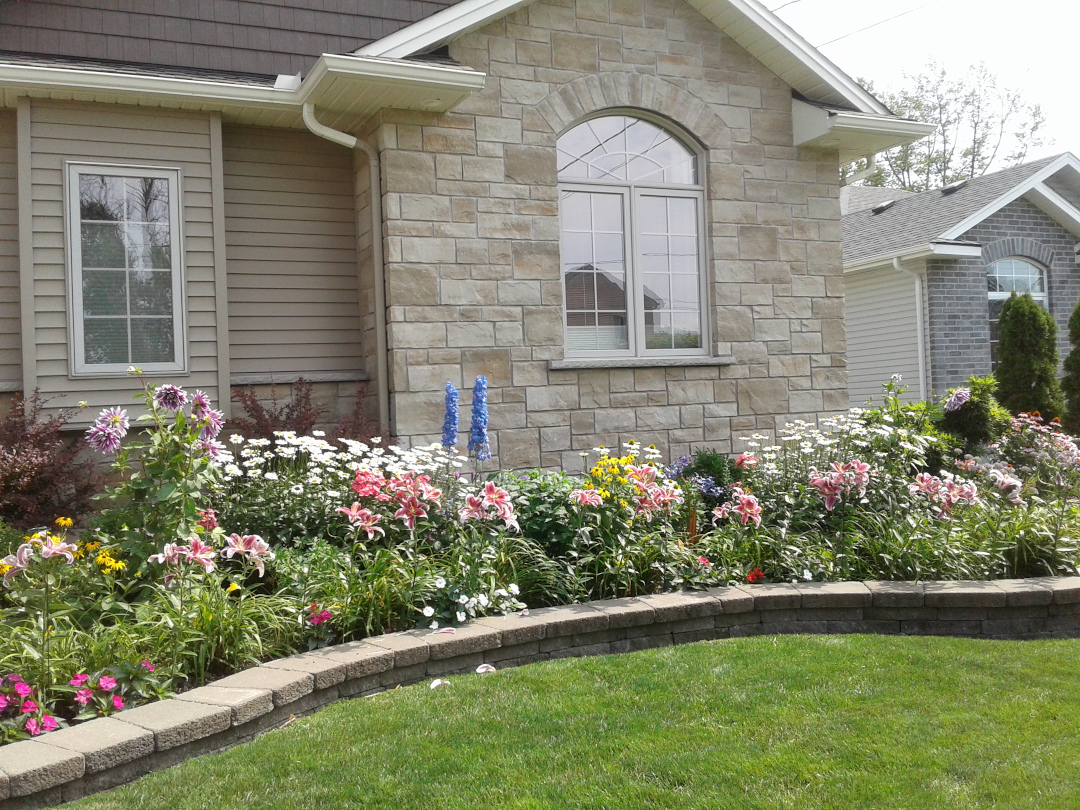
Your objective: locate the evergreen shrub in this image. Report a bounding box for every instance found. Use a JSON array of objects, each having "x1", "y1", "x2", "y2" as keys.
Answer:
[{"x1": 995, "y1": 292, "x2": 1064, "y2": 419}]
